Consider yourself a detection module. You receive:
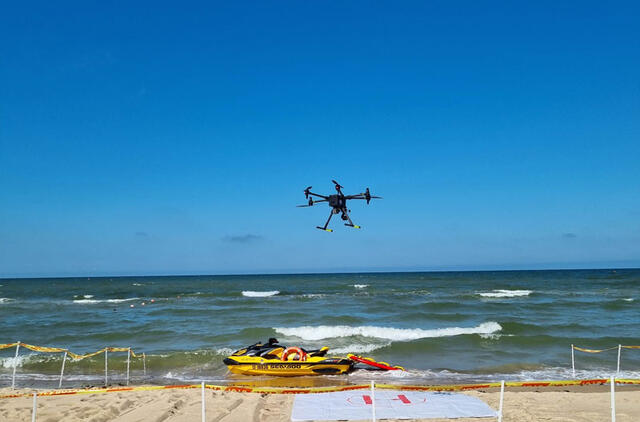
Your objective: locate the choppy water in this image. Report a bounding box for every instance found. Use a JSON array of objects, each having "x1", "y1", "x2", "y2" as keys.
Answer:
[{"x1": 1, "y1": 269, "x2": 639, "y2": 387}]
